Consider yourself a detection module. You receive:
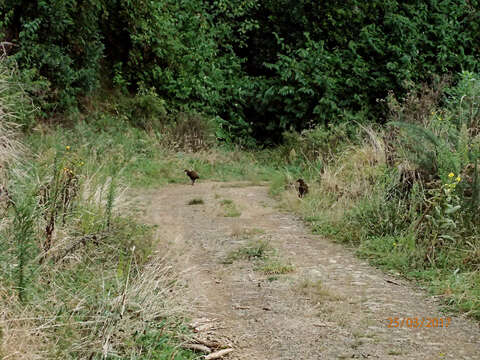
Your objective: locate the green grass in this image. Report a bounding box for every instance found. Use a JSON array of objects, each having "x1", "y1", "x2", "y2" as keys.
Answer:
[
  {"x1": 257, "y1": 260, "x2": 295, "y2": 275},
  {"x1": 121, "y1": 328, "x2": 196, "y2": 360},
  {"x1": 1, "y1": 108, "x2": 288, "y2": 357},
  {"x1": 0, "y1": 117, "x2": 210, "y2": 357},
  {"x1": 219, "y1": 199, "x2": 241, "y2": 217},
  {"x1": 4, "y1": 71, "x2": 480, "y2": 359},
  {"x1": 26, "y1": 117, "x2": 281, "y2": 191},
  {"x1": 230, "y1": 227, "x2": 266, "y2": 238},
  {"x1": 223, "y1": 239, "x2": 272, "y2": 264},
  {"x1": 329, "y1": 201, "x2": 480, "y2": 319},
  {"x1": 297, "y1": 279, "x2": 343, "y2": 303},
  {"x1": 224, "y1": 239, "x2": 294, "y2": 276},
  {"x1": 220, "y1": 181, "x2": 263, "y2": 188}
]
